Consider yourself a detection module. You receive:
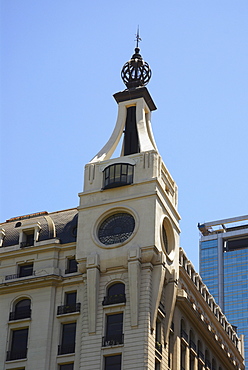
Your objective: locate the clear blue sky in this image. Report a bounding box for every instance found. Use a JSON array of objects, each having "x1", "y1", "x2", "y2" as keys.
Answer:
[{"x1": 1, "y1": 1, "x2": 248, "y2": 269}]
